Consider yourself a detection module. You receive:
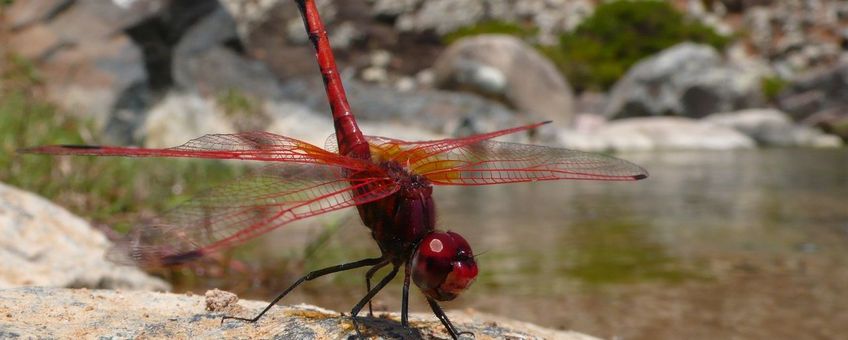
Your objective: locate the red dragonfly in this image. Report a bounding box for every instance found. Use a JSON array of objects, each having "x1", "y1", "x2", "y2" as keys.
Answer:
[{"x1": 22, "y1": 0, "x2": 647, "y2": 338}]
